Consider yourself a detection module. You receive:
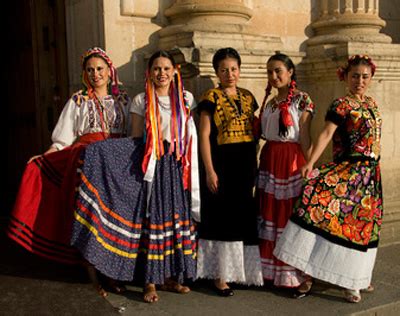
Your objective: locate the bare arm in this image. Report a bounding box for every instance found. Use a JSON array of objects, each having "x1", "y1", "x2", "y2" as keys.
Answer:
[
  {"x1": 301, "y1": 120, "x2": 338, "y2": 178},
  {"x1": 131, "y1": 113, "x2": 145, "y2": 138},
  {"x1": 299, "y1": 111, "x2": 313, "y2": 161},
  {"x1": 199, "y1": 111, "x2": 218, "y2": 194},
  {"x1": 27, "y1": 146, "x2": 59, "y2": 163}
]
